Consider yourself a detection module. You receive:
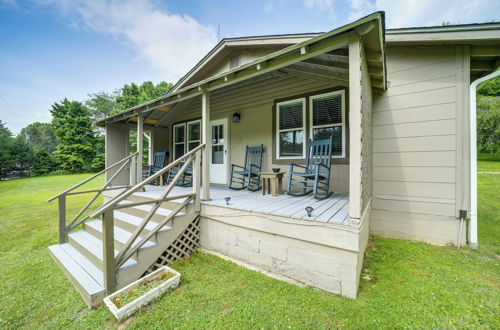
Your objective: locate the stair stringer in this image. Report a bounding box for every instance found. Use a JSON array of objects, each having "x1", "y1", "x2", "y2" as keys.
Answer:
[{"x1": 115, "y1": 210, "x2": 199, "y2": 289}]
